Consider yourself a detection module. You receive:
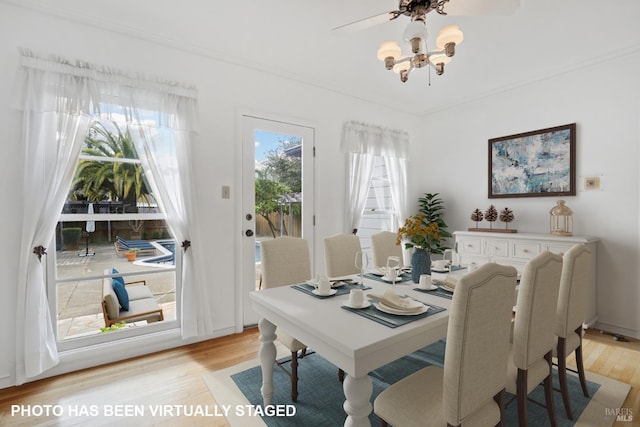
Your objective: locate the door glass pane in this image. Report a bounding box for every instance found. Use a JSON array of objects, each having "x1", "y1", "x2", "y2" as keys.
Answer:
[{"x1": 253, "y1": 130, "x2": 302, "y2": 289}]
